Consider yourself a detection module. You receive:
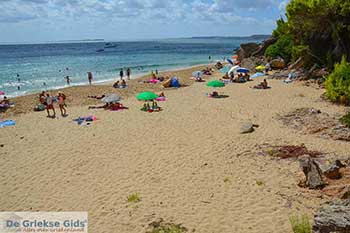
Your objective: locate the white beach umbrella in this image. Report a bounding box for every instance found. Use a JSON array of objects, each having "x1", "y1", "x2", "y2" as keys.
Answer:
[
  {"x1": 101, "y1": 94, "x2": 121, "y2": 103},
  {"x1": 228, "y1": 65, "x2": 240, "y2": 75}
]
